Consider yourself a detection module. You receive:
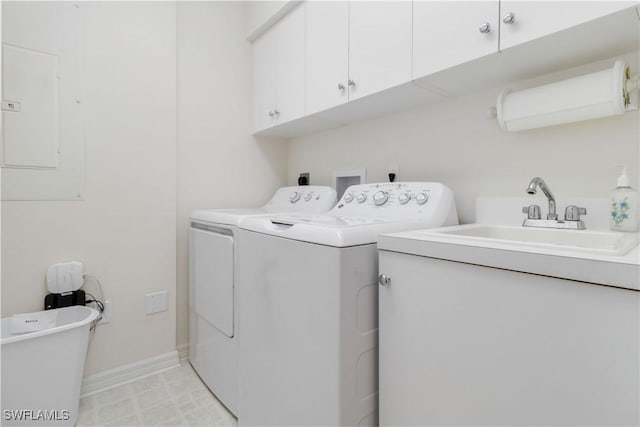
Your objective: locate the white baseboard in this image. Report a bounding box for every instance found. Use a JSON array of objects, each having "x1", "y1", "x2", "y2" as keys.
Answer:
[
  {"x1": 81, "y1": 350, "x2": 180, "y2": 397},
  {"x1": 177, "y1": 343, "x2": 189, "y2": 364}
]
